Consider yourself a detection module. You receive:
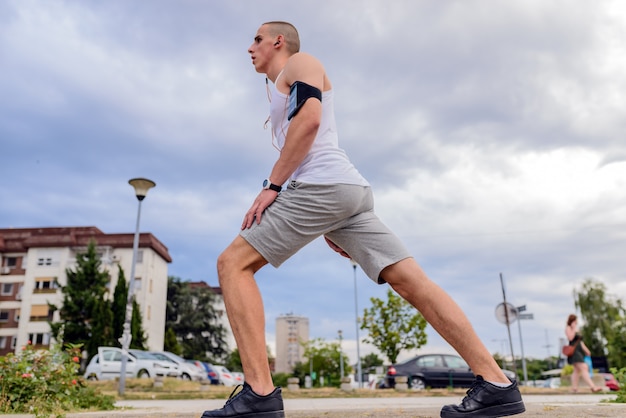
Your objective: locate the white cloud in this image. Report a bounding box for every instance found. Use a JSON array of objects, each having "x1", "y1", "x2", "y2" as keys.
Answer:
[{"x1": 2, "y1": 0, "x2": 626, "y2": 363}]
